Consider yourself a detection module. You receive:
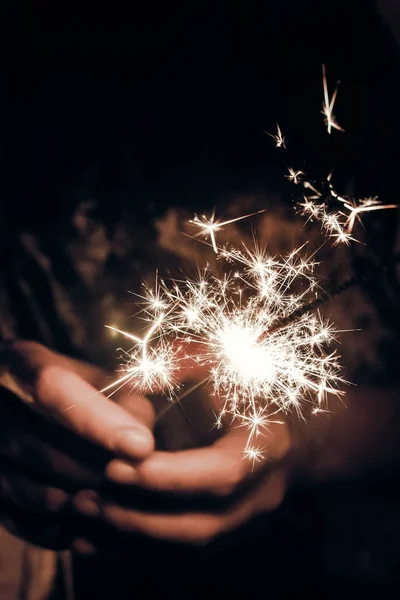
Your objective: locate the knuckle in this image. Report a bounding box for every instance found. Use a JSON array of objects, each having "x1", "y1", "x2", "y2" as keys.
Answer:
[{"x1": 45, "y1": 487, "x2": 69, "y2": 513}]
